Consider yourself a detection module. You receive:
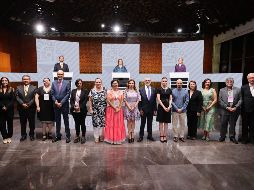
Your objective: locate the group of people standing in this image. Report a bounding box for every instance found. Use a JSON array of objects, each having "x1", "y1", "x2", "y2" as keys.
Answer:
[{"x1": 0, "y1": 71, "x2": 254, "y2": 145}]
